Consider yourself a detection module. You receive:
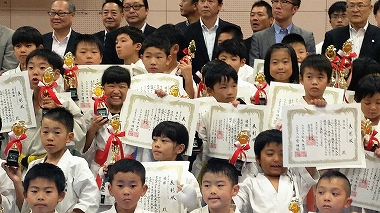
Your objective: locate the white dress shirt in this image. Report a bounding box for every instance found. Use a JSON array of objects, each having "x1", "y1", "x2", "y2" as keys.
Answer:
[
  {"x1": 52, "y1": 28, "x2": 72, "y2": 58},
  {"x1": 349, "y1": 22, "x2": 368, "y2": 57},
  {"x1": 200, "y1": 18, "x2": 219, "y2": 61}
]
